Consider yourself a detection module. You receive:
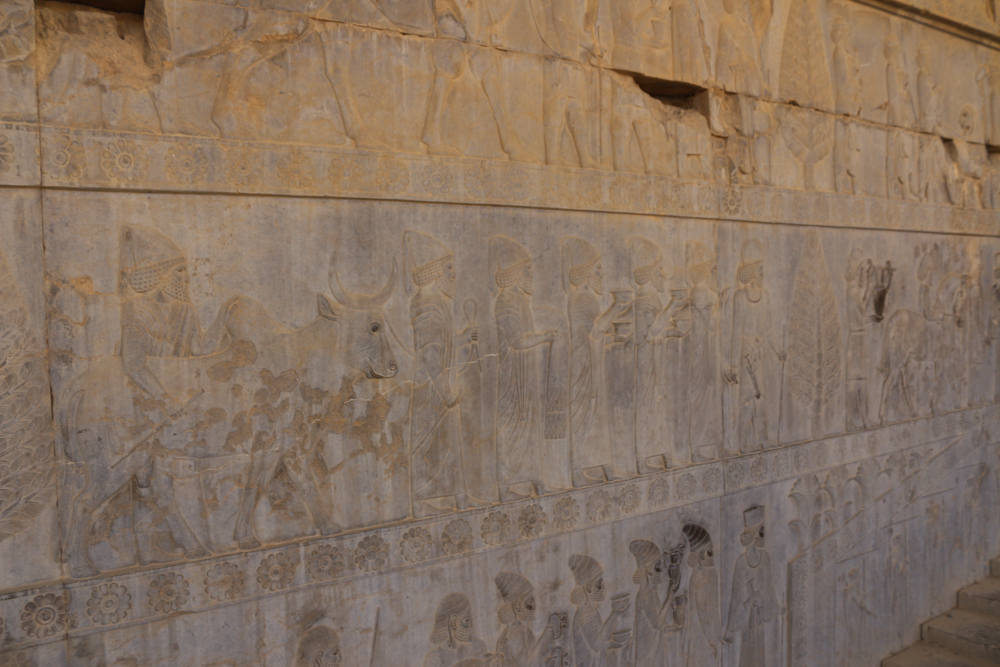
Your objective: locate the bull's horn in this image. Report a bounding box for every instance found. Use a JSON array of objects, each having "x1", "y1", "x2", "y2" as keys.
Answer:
[{"x1": 328, "y1": 253, "x2": 397, "y2": 309}]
